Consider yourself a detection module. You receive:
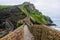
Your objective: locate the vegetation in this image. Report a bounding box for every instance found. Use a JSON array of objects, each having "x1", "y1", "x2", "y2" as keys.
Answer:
[
  {"x1": 18, "y1": 2, "x2": 53, "y2": 24},
  {"x1": 0, "y1": 6, "x2": 10, "y2": 8},
  {"x1": 0, "y1": 2, "x2": 53, "y2": 38},
  {"x1": 16, "y1": 23, "x2": 21, "y2": 28}
]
